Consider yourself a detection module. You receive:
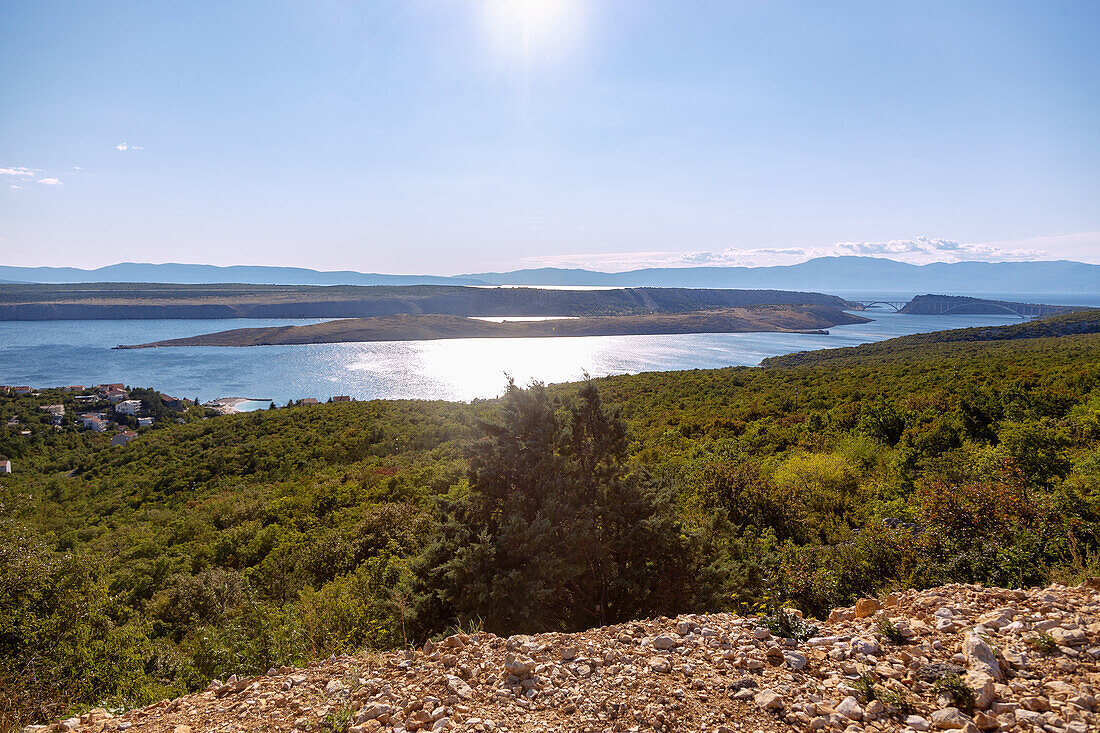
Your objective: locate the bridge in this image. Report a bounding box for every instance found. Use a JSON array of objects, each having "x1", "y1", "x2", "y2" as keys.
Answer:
[
  {"x1": 853, "y1": 295, "x2": 1083, "y2": 319},
  {"x1": 852, "y1": 301, "x2": 908, "y2": 312},
  {"x1": 918, "y1": 301, "x2": 1036, "y2": 318}
]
